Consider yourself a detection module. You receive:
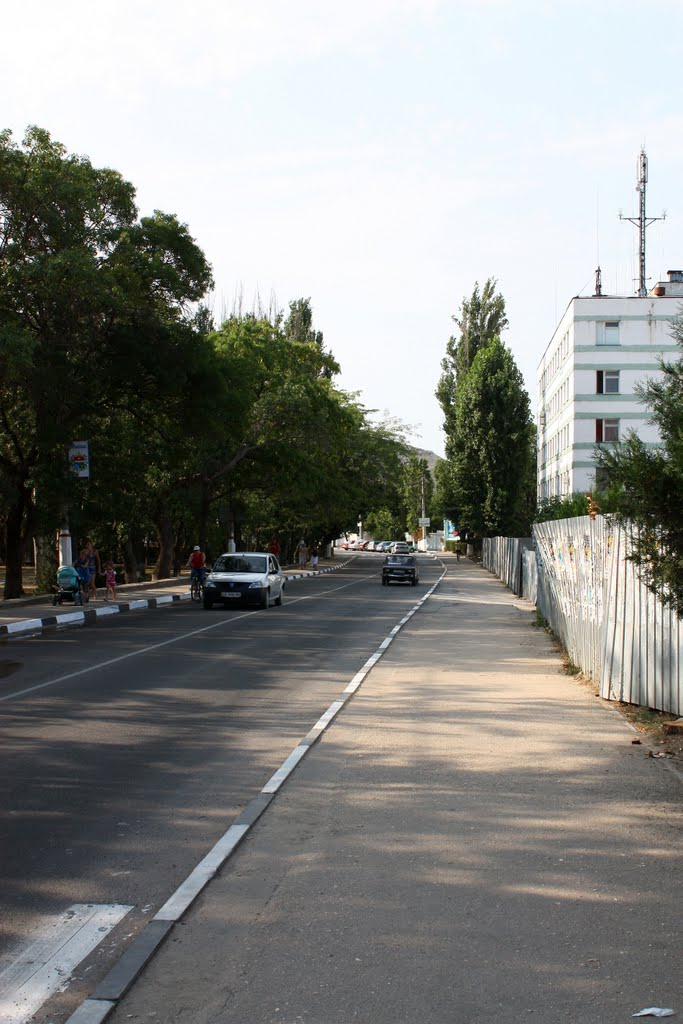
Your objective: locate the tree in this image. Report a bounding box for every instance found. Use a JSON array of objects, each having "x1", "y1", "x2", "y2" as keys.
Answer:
[
  {"x1": 436, "y1": 278, "x2": 508, "y2": 457},
  {"x1": 0, "y1": 126, "x2": 213, "y2": 596},
  {"x1": 399, "y1": 455, "x2": 433, "y2": 536},
  {"x1": 594, "y1": 315, "x2": 683, "y2": 614},
  {"x1": 451, "y1": 337, "x2": 534, "y2": 538}
]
